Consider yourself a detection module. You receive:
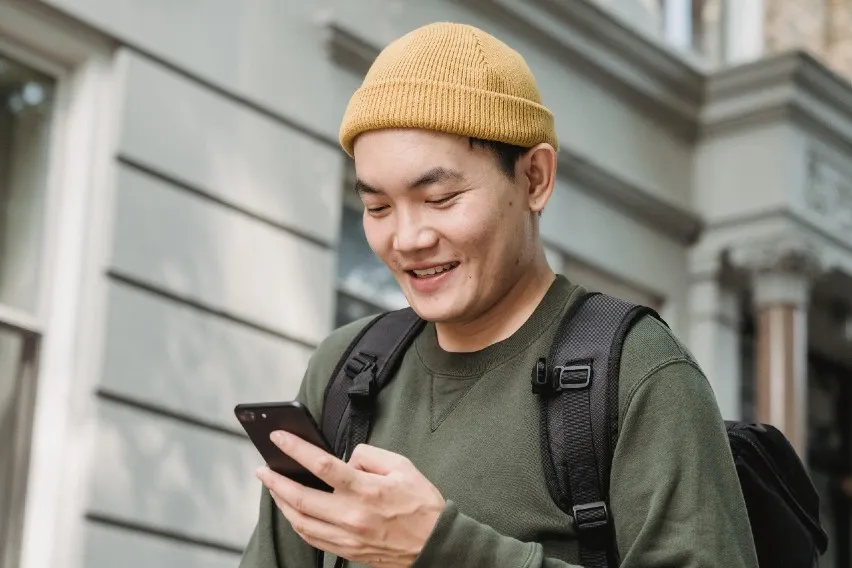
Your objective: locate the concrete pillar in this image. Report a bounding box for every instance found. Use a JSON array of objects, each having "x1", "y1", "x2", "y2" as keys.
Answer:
[
  {"x1": 732, "y1": 238, "x2": 821, "y2": 458},
  {"x1": 688, "y1": 251, "x2": 744, "y2": 420}
]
